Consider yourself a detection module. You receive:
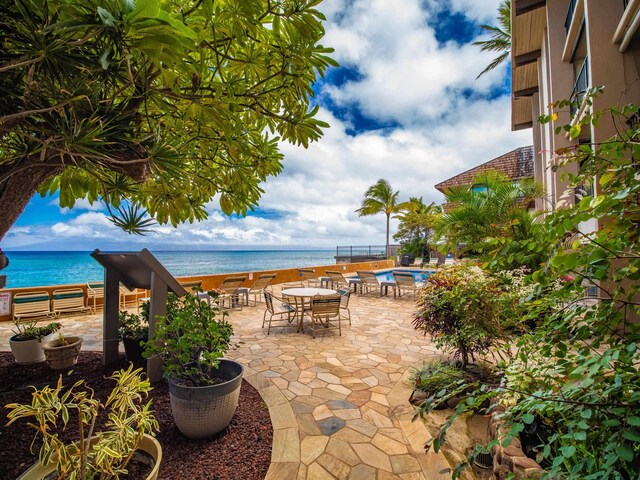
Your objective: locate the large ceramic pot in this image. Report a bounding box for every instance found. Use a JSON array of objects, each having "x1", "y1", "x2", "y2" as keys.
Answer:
[
  {"x1": 17, "y1": 433, "x2": 162, "y2": 480},
  {"x1": 168, "y1": 359, "x2": 244, "y2": 439},
  {"x1": 9, "y1": 333, "x2": 55, "y2": 365},
  {"x1": 122, "y1": 335, "x2": 148, "y2": 364},
  {"x1": 42, "y1": 336, "x2": 83, "y2": 370}
]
